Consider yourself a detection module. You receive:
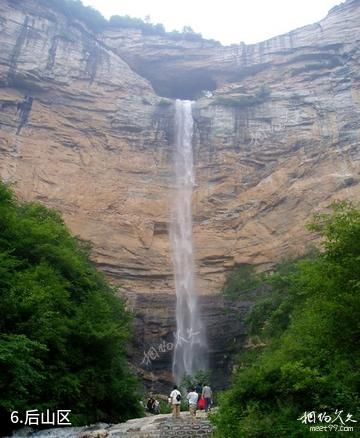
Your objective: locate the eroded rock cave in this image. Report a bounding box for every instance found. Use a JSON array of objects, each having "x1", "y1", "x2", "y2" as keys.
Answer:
[{"x1": 139, "y1": 68, "x2": 217, "y2": 99}]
